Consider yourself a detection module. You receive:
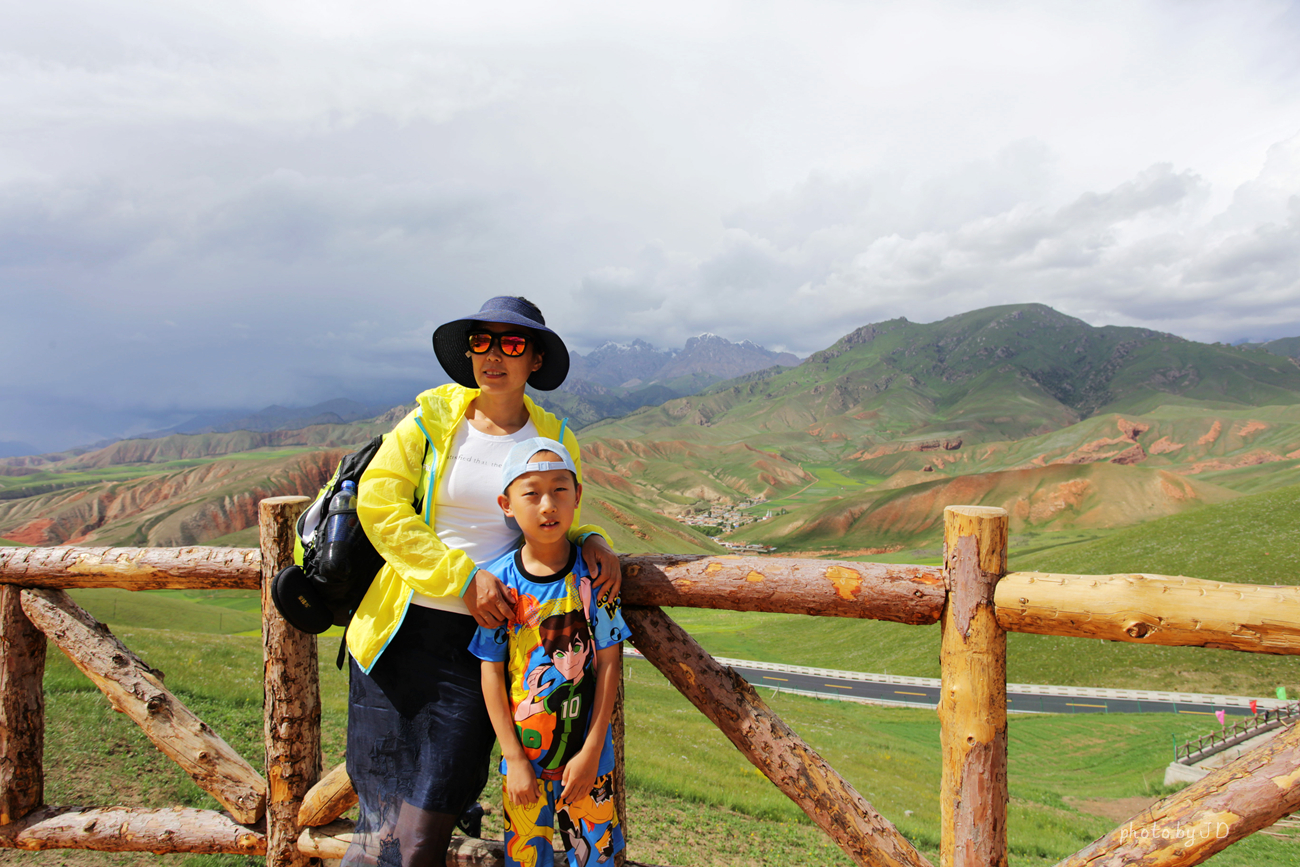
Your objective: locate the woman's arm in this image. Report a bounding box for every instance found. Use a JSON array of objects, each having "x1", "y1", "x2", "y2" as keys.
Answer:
[
  {"x1": 555, "y1": 420, "x2": 622, "y2": 602},
  {"x1": 358, "y1": 410, "x2": 477, "y2": 600},
  {"x1": 559, "y1": 645, "x2": 621, "y2": 806},
  {"x1": 482, "y1": 661, "x2": 540, "y2": 807}
]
